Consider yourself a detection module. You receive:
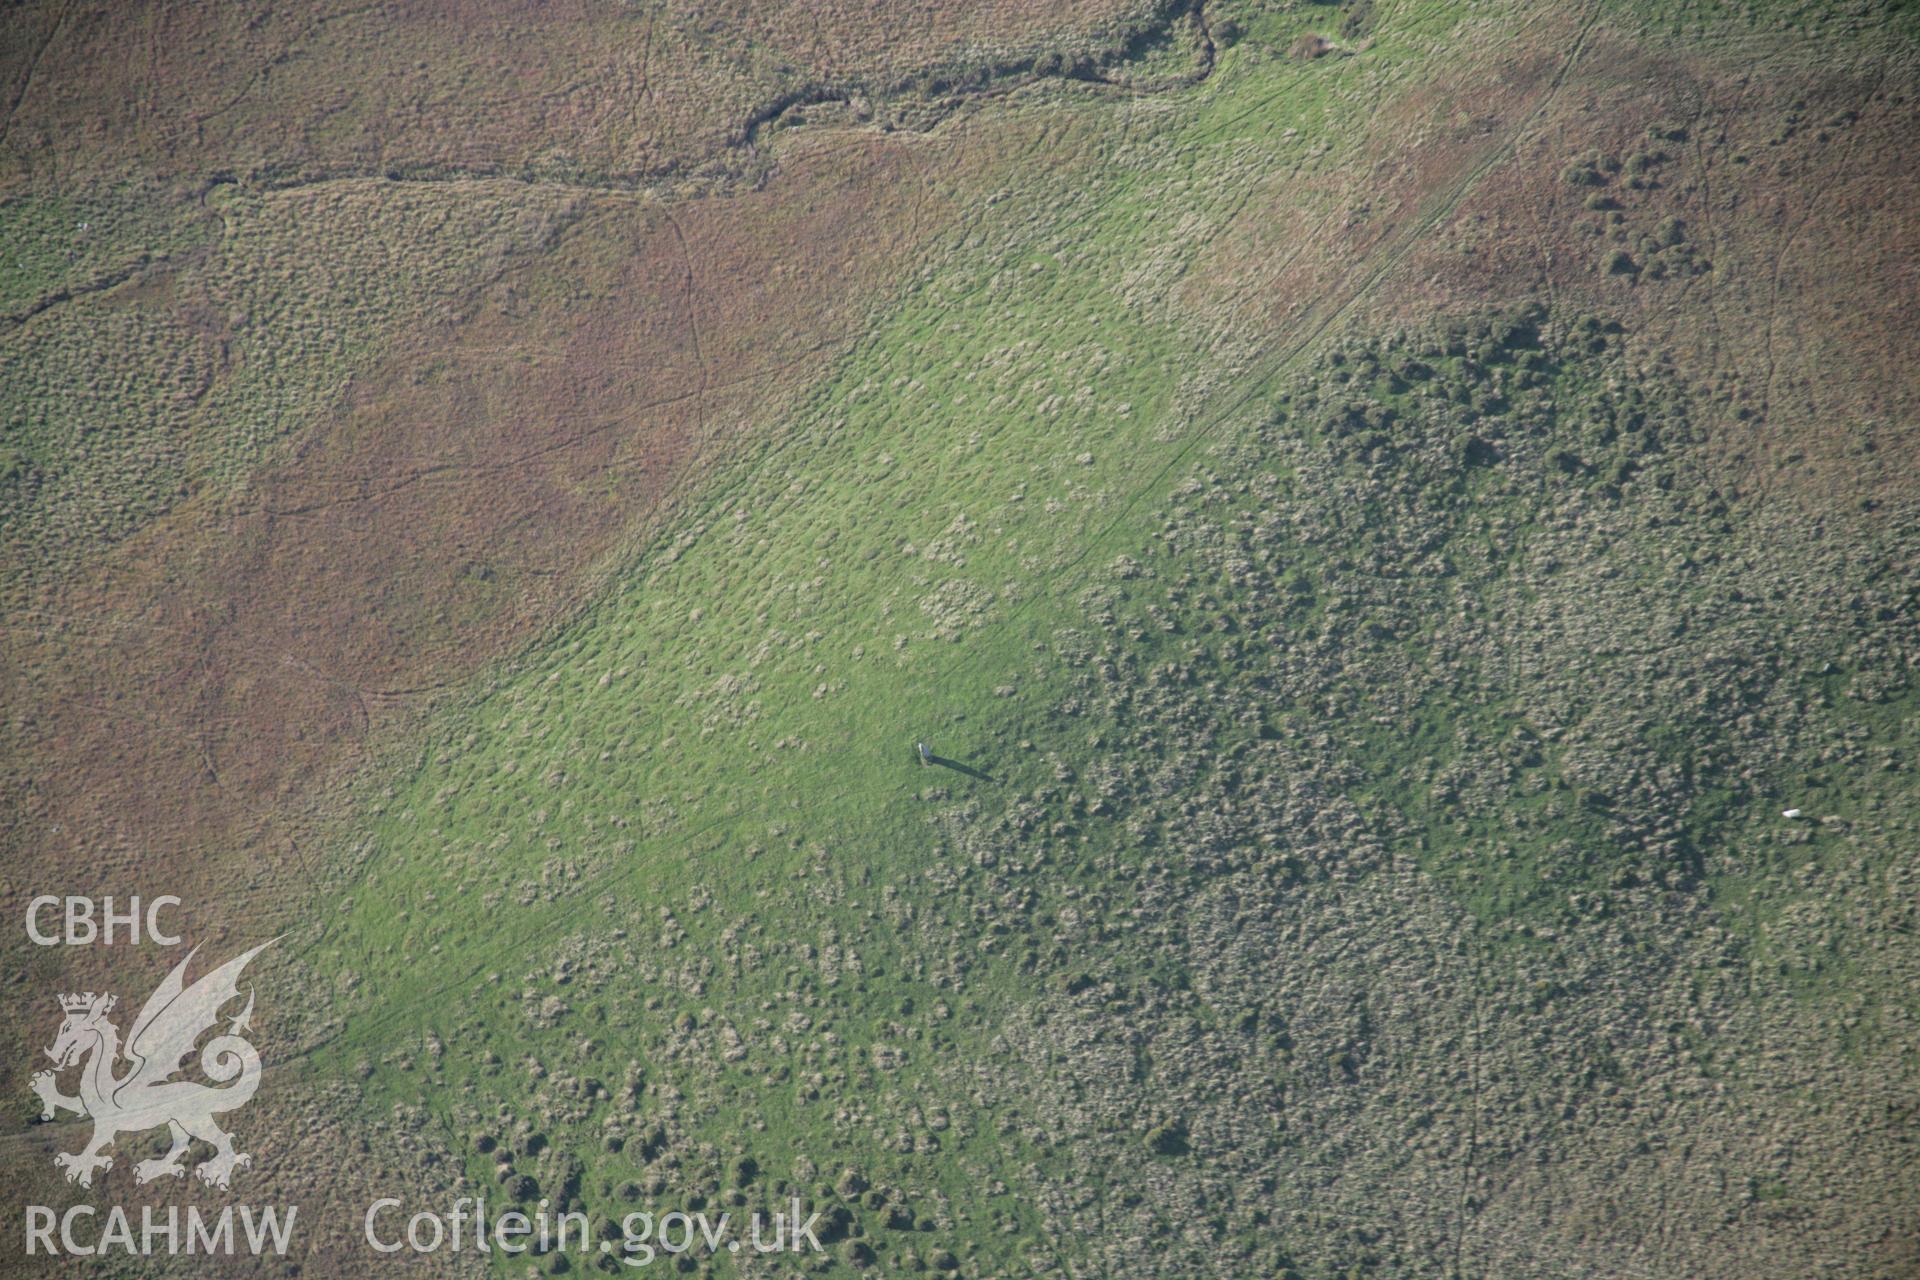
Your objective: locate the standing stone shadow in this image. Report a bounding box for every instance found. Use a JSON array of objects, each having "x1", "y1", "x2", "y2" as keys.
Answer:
[{"x1": 920, "y1": 752, "x2": 995, "y2": 783}]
